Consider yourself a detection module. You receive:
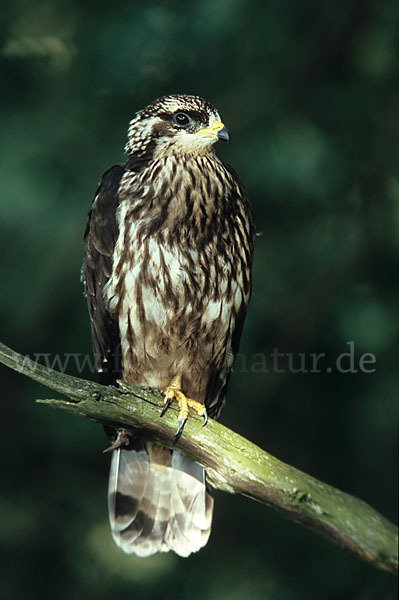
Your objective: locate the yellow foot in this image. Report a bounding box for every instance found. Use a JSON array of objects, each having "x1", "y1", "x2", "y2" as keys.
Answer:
[{"x1": 161, "y1": 374, "x2": 208, "y2": 441}]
